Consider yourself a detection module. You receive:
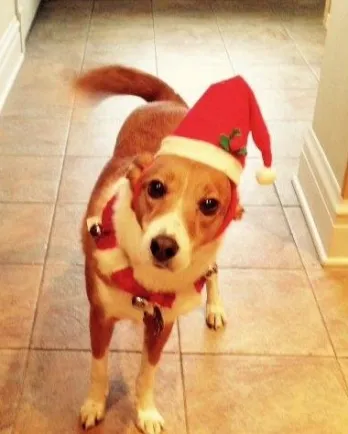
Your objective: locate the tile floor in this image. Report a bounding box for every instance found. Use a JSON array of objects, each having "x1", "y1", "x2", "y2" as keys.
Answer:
[{"x1": 1, "y1": 0, "x2": 348, "y2": 433}]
